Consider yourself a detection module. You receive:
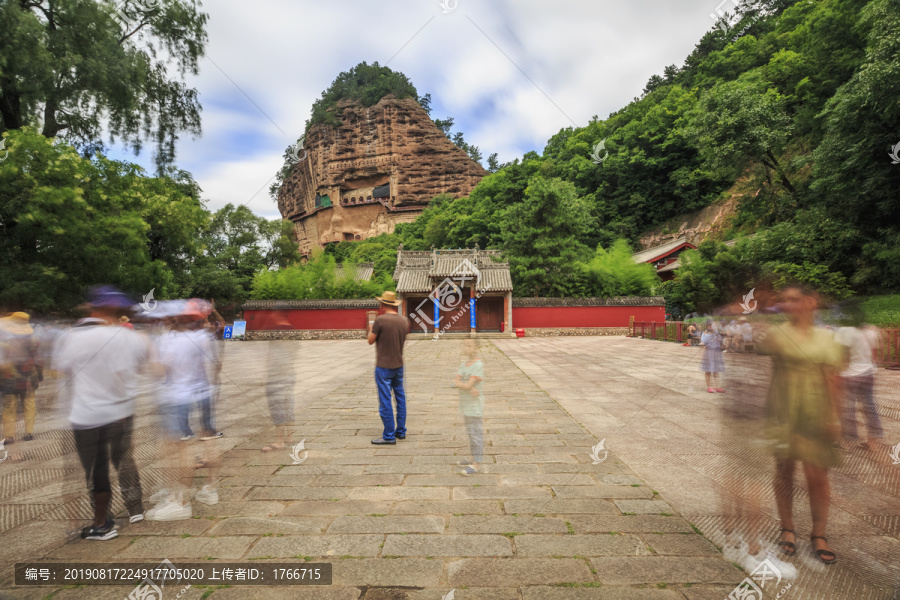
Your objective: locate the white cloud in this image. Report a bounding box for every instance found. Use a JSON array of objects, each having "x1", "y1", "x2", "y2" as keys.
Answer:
[{"x1": 134, "y1": 0, "x2": 726, "y2": 215}]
